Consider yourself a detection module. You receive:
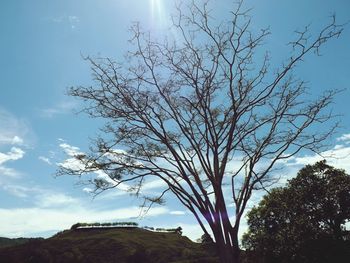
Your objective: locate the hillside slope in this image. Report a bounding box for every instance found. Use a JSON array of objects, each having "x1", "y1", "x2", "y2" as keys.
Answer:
[
  {"x1": 0, "y1": 228, "x2": 219, "y2": 263},
  {"x1": 0, "y1": 237, "x2": 42, "y2": 248}
]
